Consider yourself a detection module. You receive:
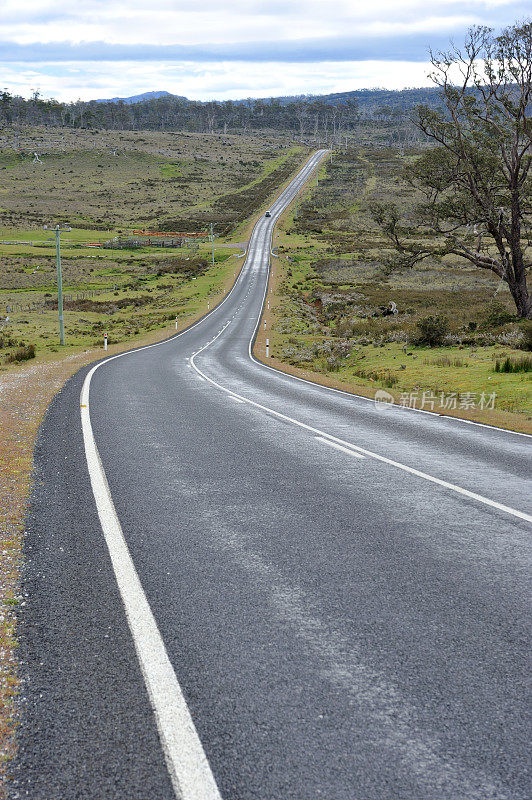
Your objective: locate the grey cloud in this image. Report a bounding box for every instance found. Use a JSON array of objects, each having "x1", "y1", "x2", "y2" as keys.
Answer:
[{"x1": 0, "y1": 32, "x2": 467, "y2": 63}]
